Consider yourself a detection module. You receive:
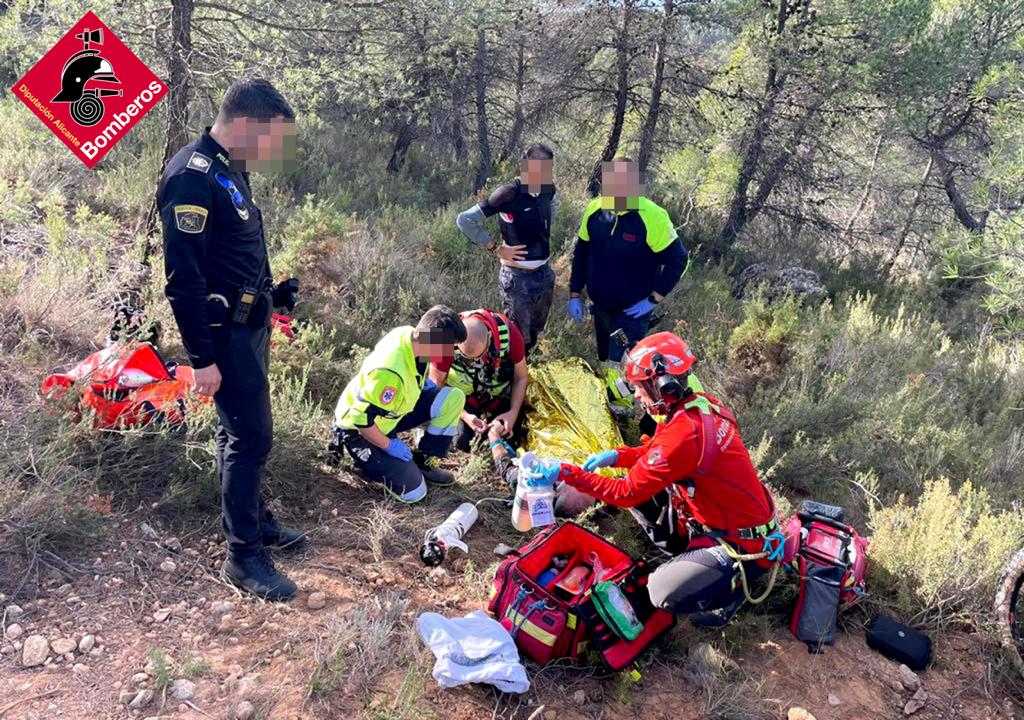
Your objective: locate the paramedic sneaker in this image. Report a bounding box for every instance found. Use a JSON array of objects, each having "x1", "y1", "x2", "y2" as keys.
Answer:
[
  {"x1": 689, "y1": 595, "x2": 746, "y2": 629},
  {"x1": 222, "y1": 550, "x2": 297, "y2": 602},
  {"x1": 262, "y1": 522, "x2": 308, "y2": 554},
  {"x1": 418, "y1": 455, "x2": 455, "y2": 486}
]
